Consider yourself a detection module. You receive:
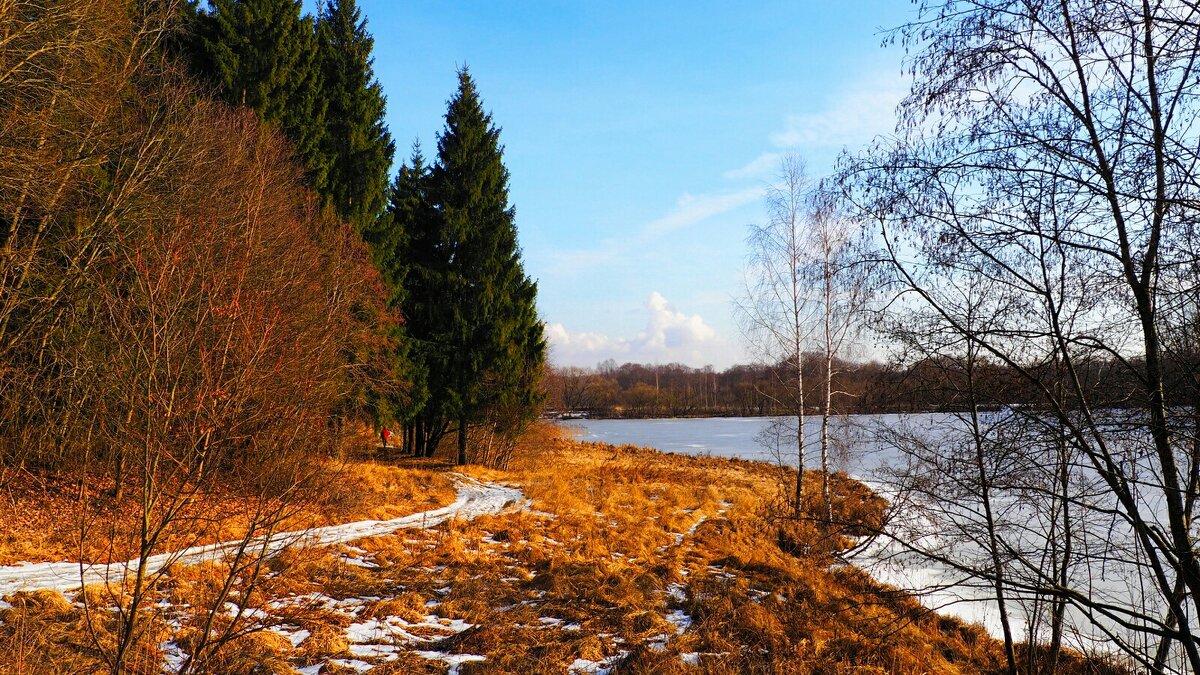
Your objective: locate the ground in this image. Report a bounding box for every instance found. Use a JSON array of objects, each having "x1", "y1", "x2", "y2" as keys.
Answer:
[
  {"x1": 0, "y1": 458, "x2": 456, "y2": 566},
  {"x1": 0, "y1": 427, "x2": 1122, "y2": 674}
]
